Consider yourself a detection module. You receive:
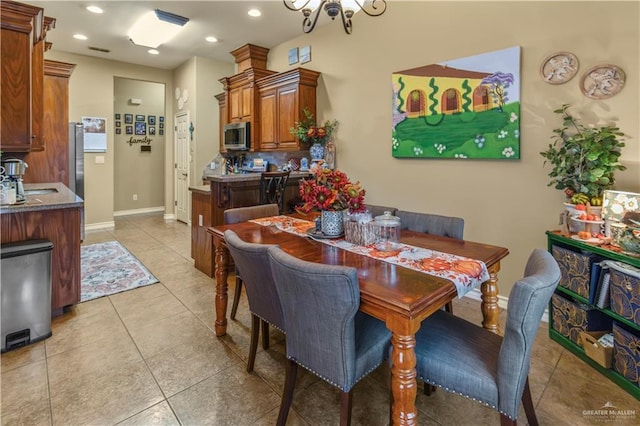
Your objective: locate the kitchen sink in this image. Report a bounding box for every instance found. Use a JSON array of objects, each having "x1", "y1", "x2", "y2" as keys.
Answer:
[{"x1": 24, "y1": 188, "x2": 58, "y2": 195}]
